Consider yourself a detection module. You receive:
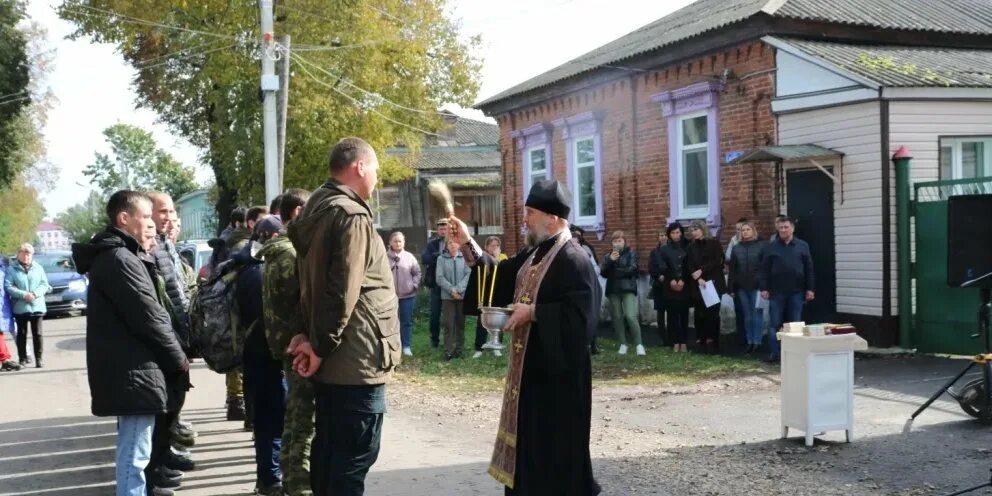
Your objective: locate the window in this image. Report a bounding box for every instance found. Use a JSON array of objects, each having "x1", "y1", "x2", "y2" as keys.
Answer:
[
  {"x1": 940, "y1": 137, "x2": 992, "y2": 180},
  {"x1": 678, "y1": 113, "x2": 709, "y2": 218},
  {"x1": 573, "y1": 137, "x2": 598, "y2": 221},
  {"x1": 525, "y1": 146, "x2": 550, "y2": 194},
  {"x1": 554, "y1": 111, "x2": 604, "y2": 232},
  {"x1": 368, "y1": 188, "x2": 383, "y2": 227}
]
